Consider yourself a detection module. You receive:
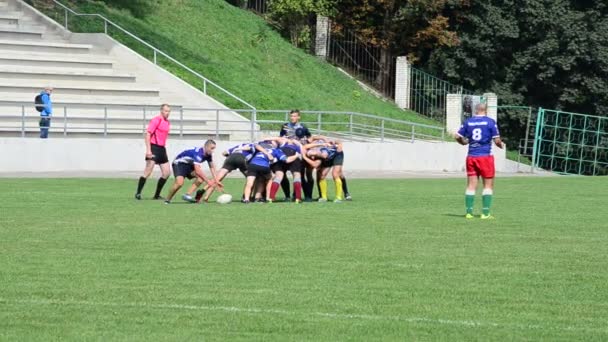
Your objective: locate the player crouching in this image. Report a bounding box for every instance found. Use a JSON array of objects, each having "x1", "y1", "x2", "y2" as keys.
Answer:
[
  {"x1": 199, "y1": 142, "x2": 255, "y2": 203},
  {"x1": 243, "y1": 144, "x2": 299, "y2": 203},
  {"x1": 267, "y1": 137, "x2": 304, "y2": 203},
  {"x1": 164, "y1": 140, "x2": 223, "y2": 204},
  {"x1": 301, "y1": 139, "x2": 346, "y2": 202}
]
